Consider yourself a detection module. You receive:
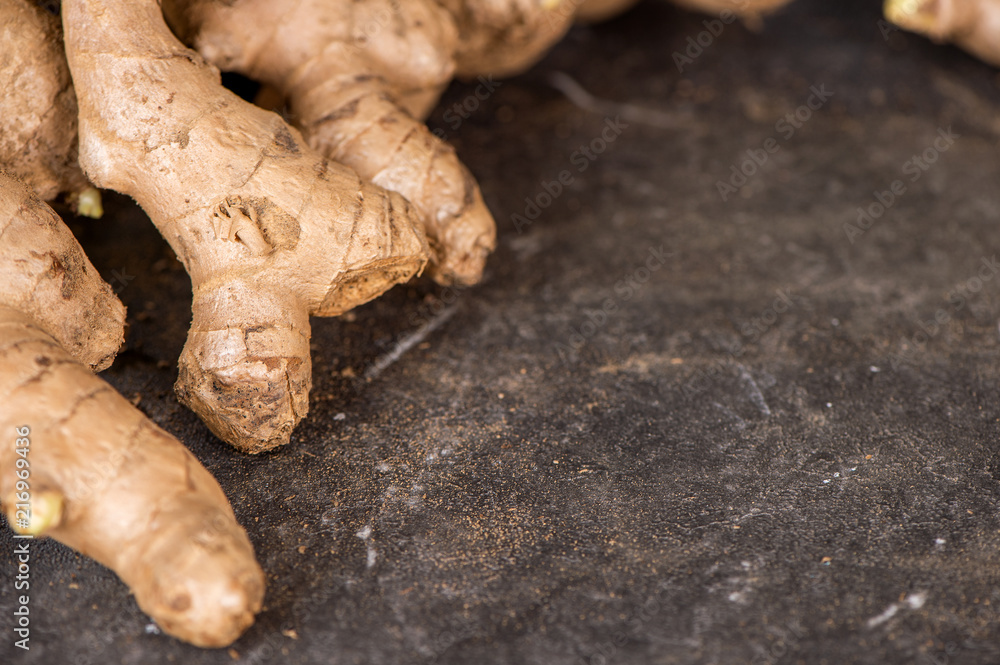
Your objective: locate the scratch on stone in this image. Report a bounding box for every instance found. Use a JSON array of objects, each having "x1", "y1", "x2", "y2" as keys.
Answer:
[
  {"x1": 736, "y1": 511, "x2": 773, "y2": 523},
  {"x1": 737, "y1": 365, "x2": 771, "y2": 417},
  {"x1": 356, "y1": 524, "x2": 377, "y2": 569},
  {"x1": 866, "y1": 592, "x2": 926, "y2": 629},
  {"x1": 365, "y1": 305, "x2": 457, "y2": 380},
  {"x1": 548, "y1": 71, "x2": 687, "y2": 130}
]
